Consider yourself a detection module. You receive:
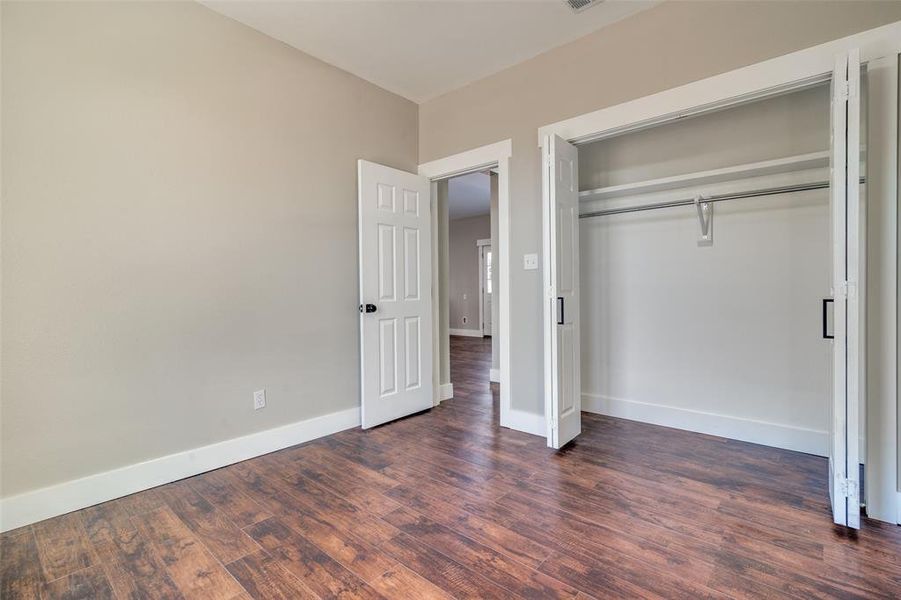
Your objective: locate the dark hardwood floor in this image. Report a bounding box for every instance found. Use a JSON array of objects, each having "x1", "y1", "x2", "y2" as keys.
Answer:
[{"x1": 3, "y1": 334, "x2": 901, "y2": 598}]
